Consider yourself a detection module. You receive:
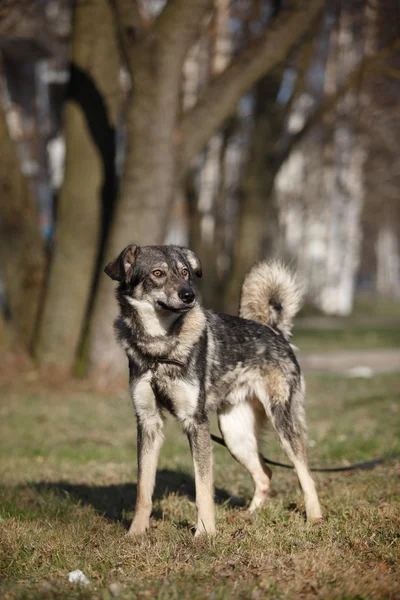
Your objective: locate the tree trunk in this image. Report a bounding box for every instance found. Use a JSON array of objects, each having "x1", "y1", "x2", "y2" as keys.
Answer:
[
  {"x1": 184, "y1": 0, "x2": 231, "y2": 309},
  {"x1": 0, "y1": 103, "x2": 45, "y2": 349},
  {"x1": 223, "y1": 73, "x2": 282, "y2": 314},
  {"x1": 318, "y1": 123, "x2": 365, "y2": 315},
  {"x1": 88, "y1": 1, "x2": 212, "y2": 382},
  {"x1": 315, "y1": 4, "x2": 366, "y2": 315},
  {"x1": 0, "y1": 309, "x2": 12, "y2": 351},
  {"x1": 34, "y1": 0, "x2": 120, "y2": 372},
  {"x1": 376, "y1": 206, "x2": 400, "y2": 298},
  {"x1": 88, "y1": 68, "x2": 178, "y2": 382},
  {"x1": 276, "y1": 2, "x2": 368, "y2": 316}
]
